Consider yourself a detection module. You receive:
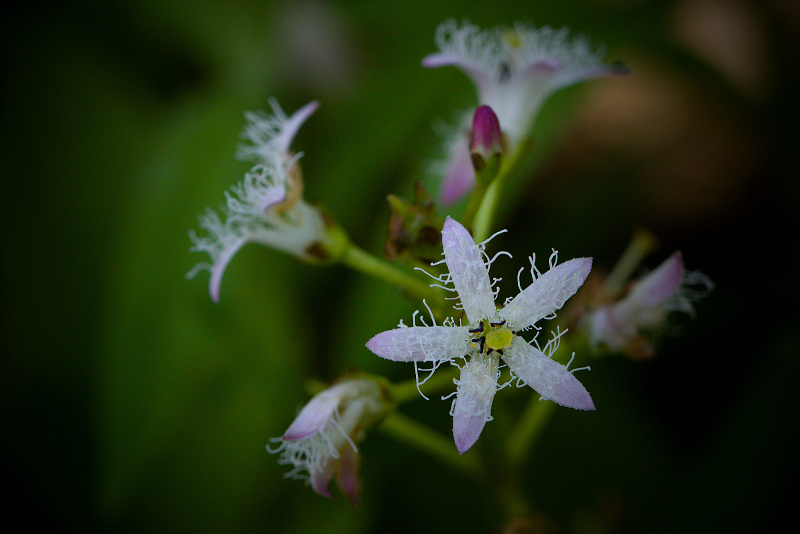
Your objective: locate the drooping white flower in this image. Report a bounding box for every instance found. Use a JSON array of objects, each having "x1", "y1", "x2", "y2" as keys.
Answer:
[
  {"x1": 581, "y1": 251, "x2": 714, "y2": 359},
  {"x1": 366, "y1": 217, "x2": 594, "y2": 454},
  {"x1": 188, "y1": 100, "x2": 337, "y2": 302},
  {"x1": 268, "y1": 378, "x2": 388, "y2": 505},
  {"x1": 424, "y1": 20, "x2": 627, "y2": 204}
]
